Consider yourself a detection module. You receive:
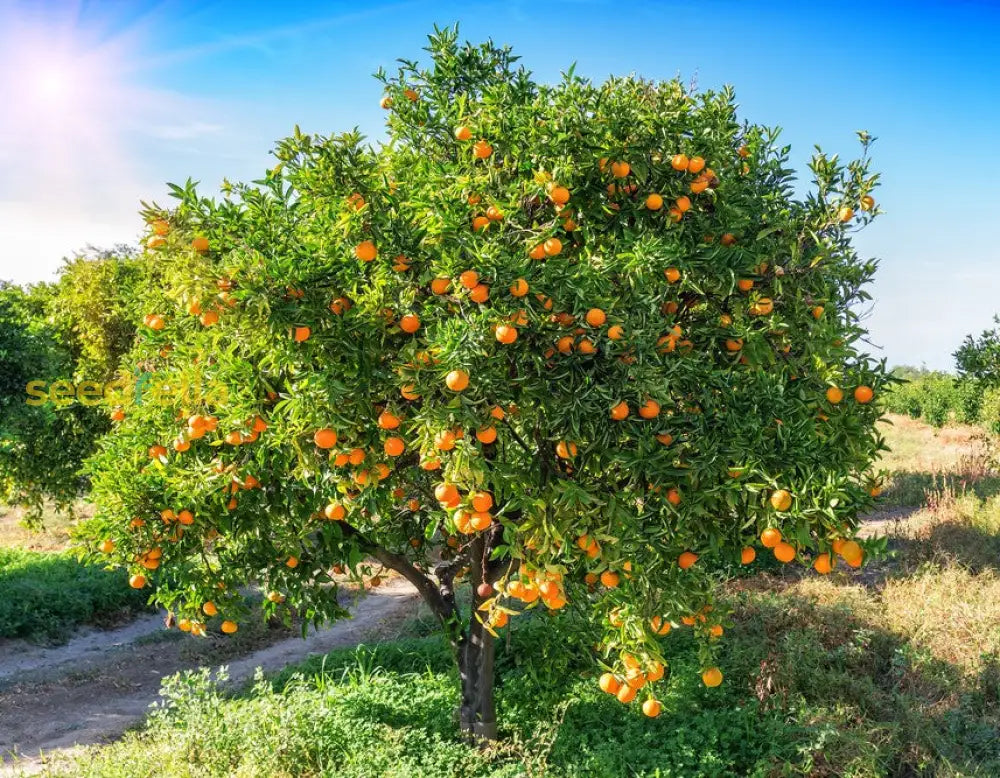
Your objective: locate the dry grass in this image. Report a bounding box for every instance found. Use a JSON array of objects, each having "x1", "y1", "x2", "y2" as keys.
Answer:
[{"x1": 0, "y1": 504, "x2": 90, "y2": 553}]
